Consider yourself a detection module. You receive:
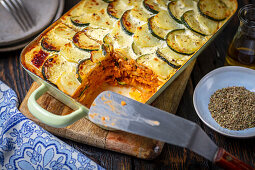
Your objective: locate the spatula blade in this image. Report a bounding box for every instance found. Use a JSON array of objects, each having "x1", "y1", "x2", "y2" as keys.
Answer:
[{"x1": 89, "y1": 91, "x2": 218, "y2": 162}]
